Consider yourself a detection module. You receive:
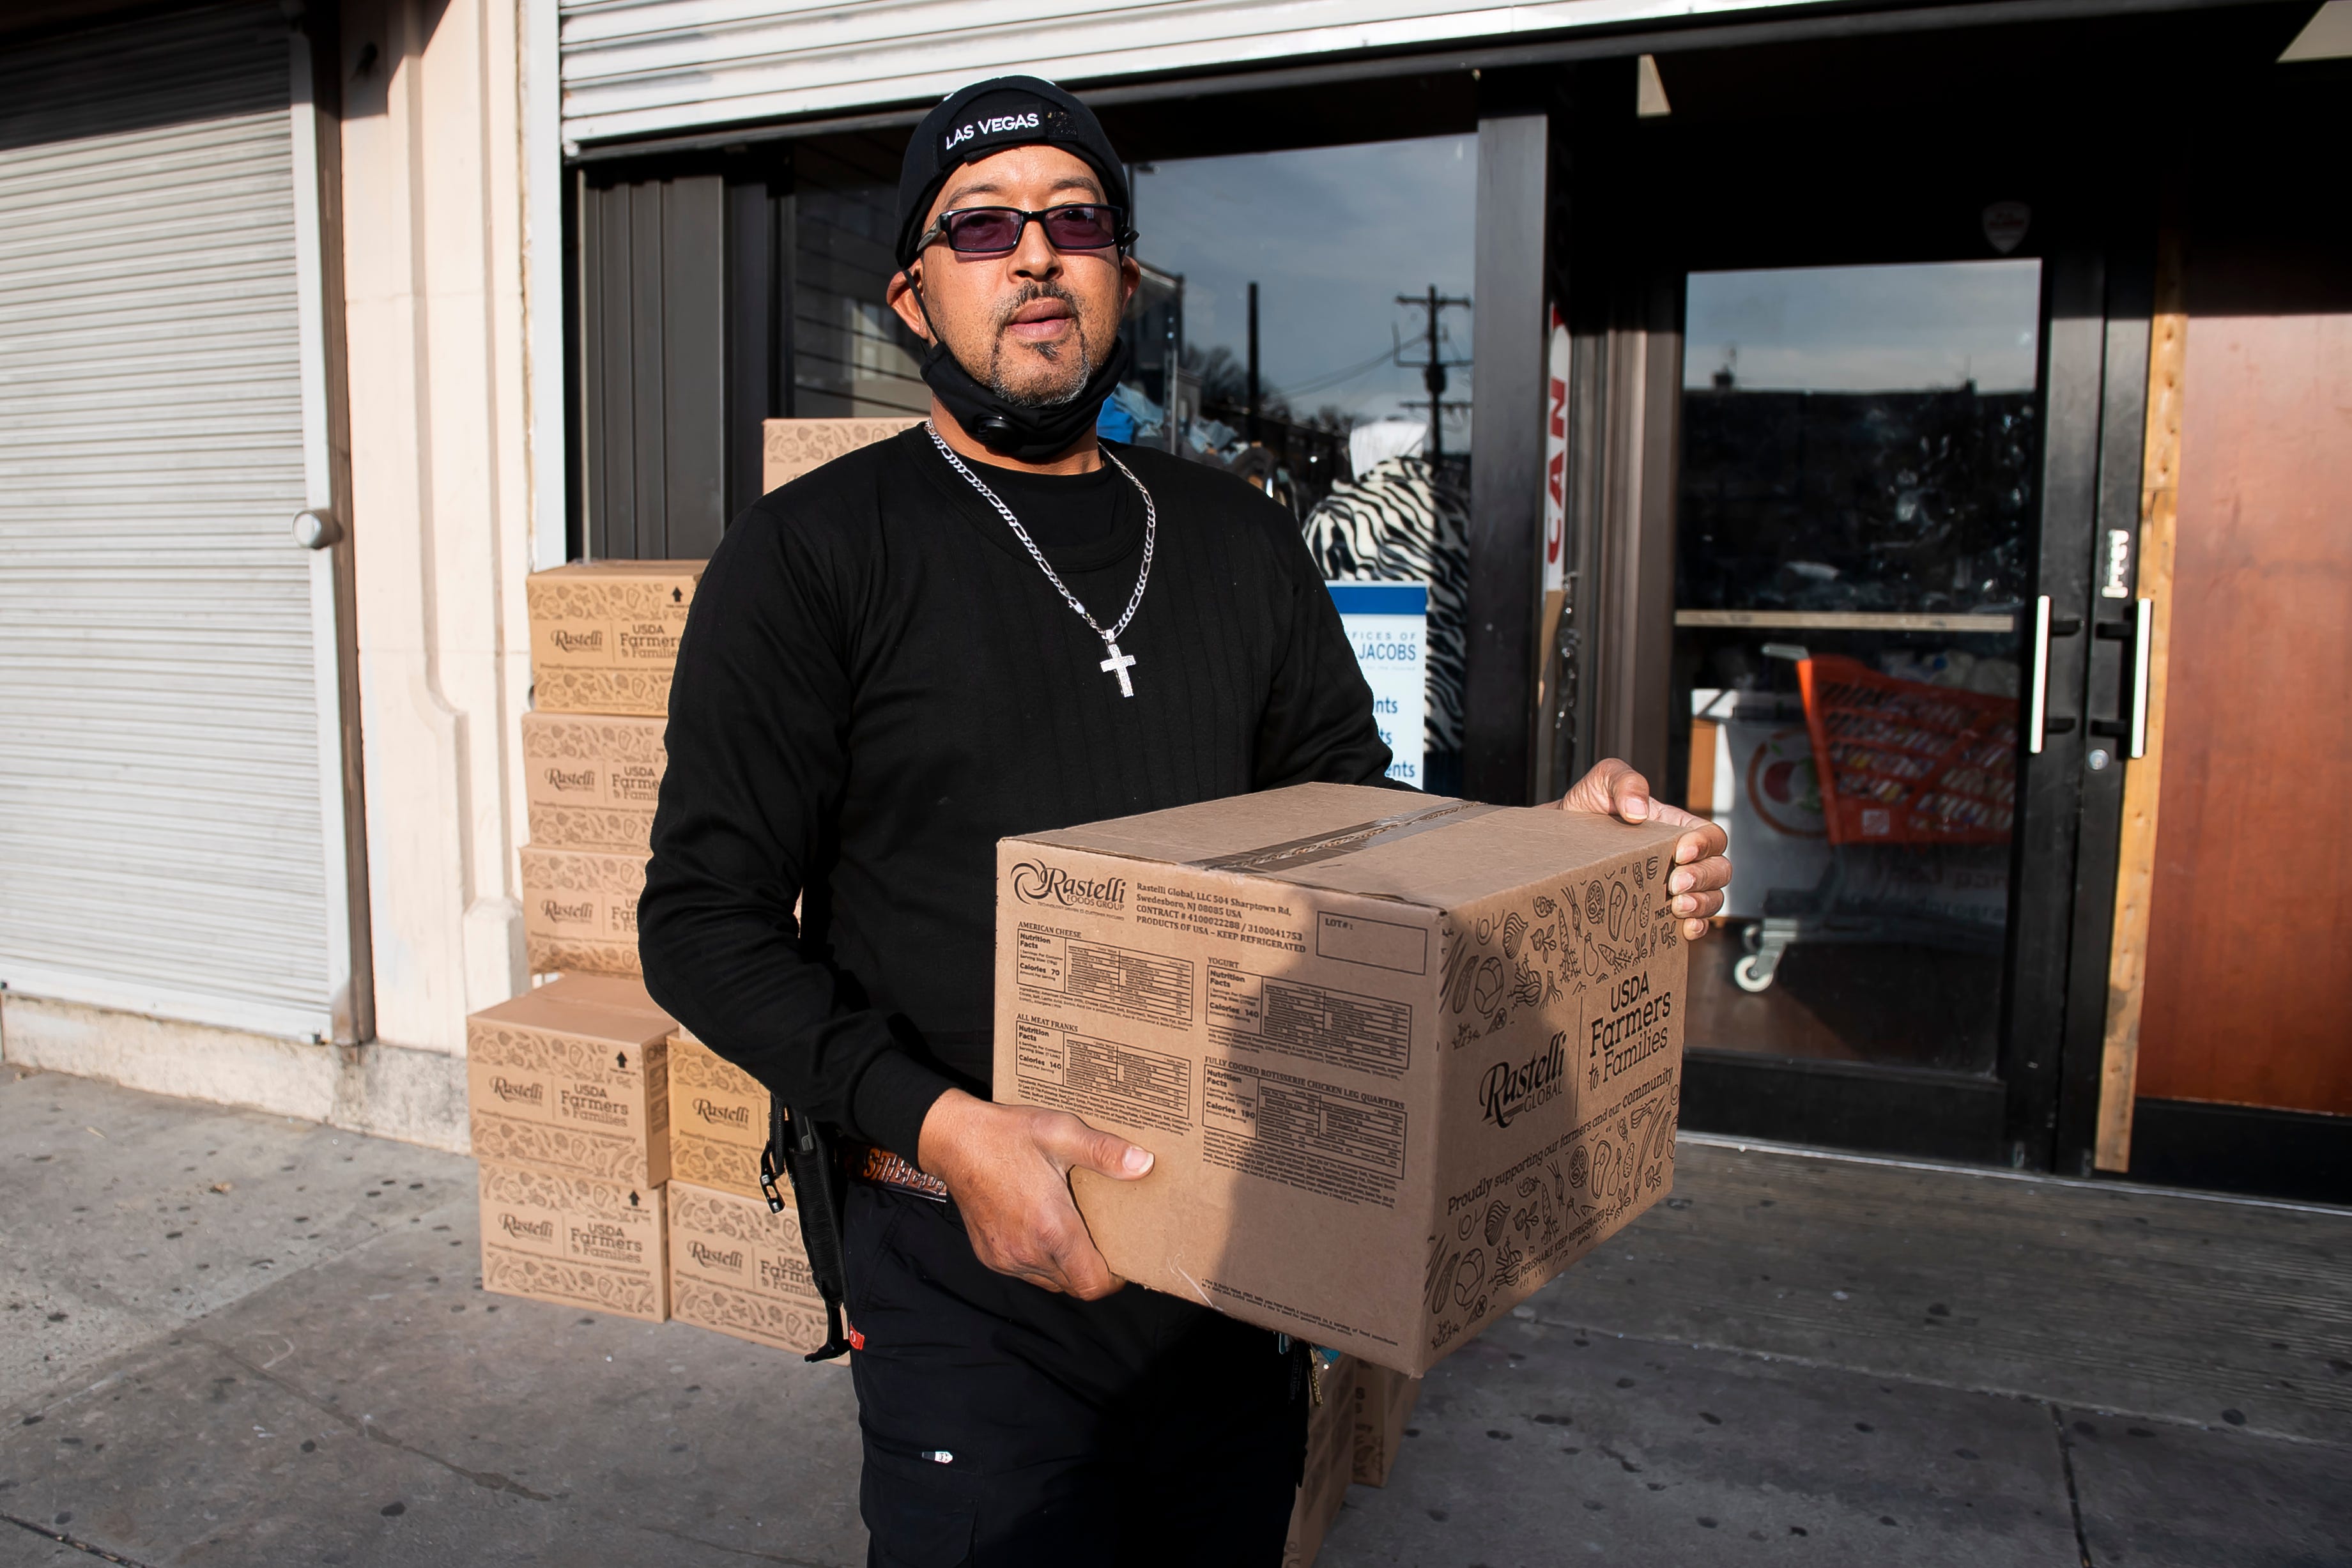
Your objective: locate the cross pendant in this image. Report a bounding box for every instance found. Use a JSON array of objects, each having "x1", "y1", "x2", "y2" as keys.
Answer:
[{"x1": 1099, "y1": 641, "x2": 1137, "y2": 698}]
